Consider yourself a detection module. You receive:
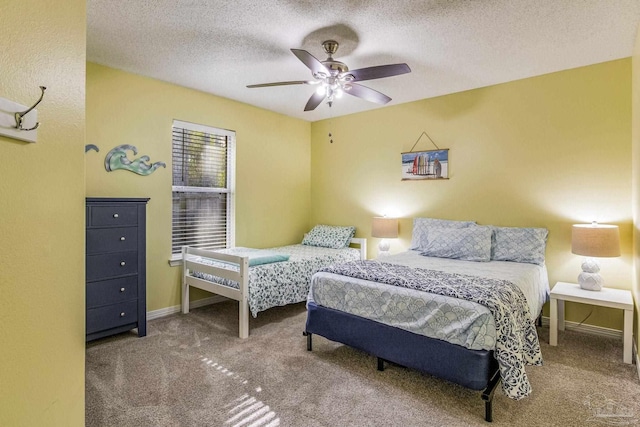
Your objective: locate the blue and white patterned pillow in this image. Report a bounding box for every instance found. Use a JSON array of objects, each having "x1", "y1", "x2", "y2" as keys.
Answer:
[
  {"x1": 410, "y1": 217, "x2": 476, "y2": 251},
  {"x1": 491, "y1": 226, "x2": 548, "y2": 265},
  {"x1": 420, "y1": 226, "x2": 492, "y2": 262},
  {"x1": 302, "y1": 225, "x2": 356, "y2": 249}
]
